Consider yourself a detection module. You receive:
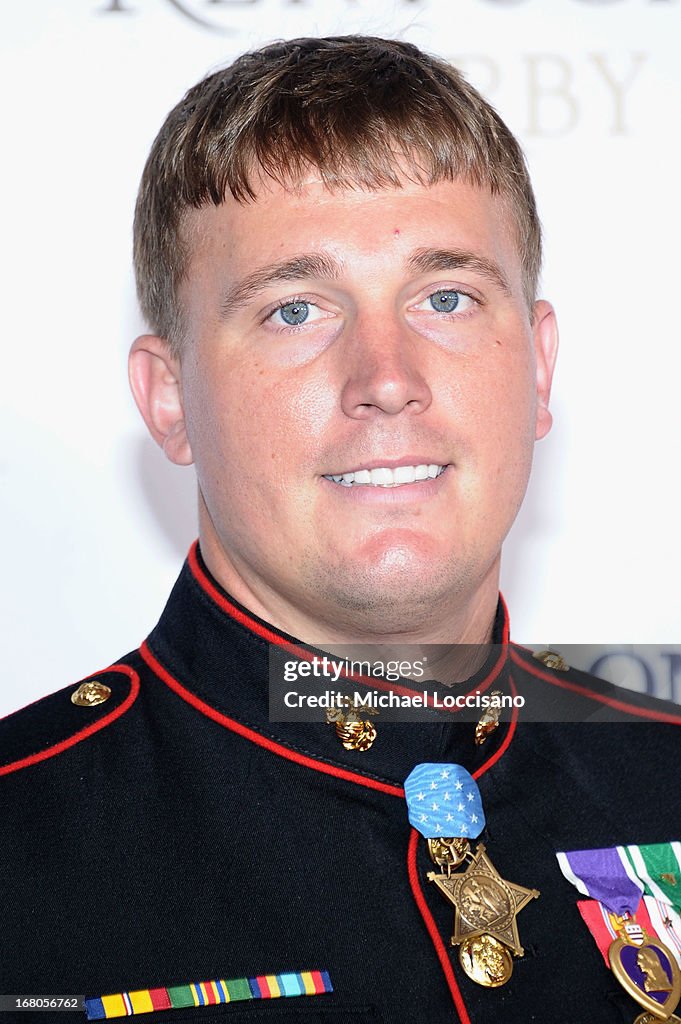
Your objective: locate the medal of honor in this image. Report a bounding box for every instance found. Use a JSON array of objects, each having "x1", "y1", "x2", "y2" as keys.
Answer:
[
  {"x1": 558, "y1": 845, "x2": 681, "y2": 1021},
  {"x1": 428, "y1": 843, "x2": 539, "y2": 957},
  {"x1": 405, "y1": 763, "x2": 539, "y2": 988}
]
